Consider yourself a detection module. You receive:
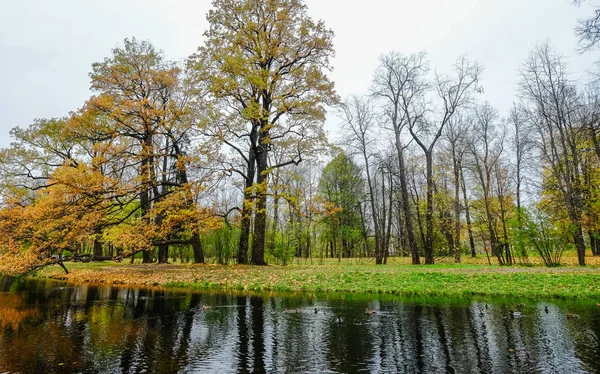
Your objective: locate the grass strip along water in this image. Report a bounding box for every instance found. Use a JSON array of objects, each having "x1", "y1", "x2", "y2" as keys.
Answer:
[{"x1": 36, "y1": 259, "x2": 600, "y2": 300}]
